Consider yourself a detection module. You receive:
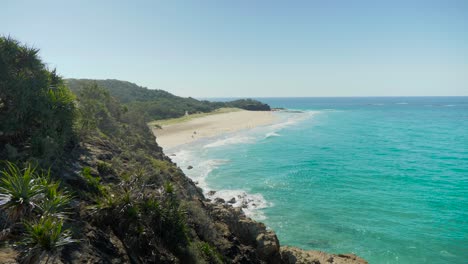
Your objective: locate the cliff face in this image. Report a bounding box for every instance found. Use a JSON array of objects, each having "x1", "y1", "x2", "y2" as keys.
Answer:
[
  {"x1": 0, "y1": 85, "x2": 365, "y2": 263},
  {"x1": 35, "y1": 131, "x2": 366, "y2": 264},
  {"x1": 0, "y1": 98, "x2": 366, "y2": 264}
]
